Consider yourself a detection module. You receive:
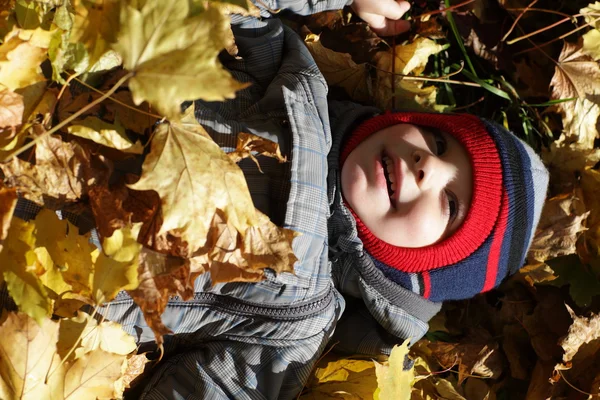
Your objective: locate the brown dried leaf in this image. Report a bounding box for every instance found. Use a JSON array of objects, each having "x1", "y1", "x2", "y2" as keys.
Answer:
[
  {"x1": 0, "y1": 182, "x2": 17, "y2": 252},
  {"x1": 126, "y1": 249, "x2": 191, "y2": 344},
  {"x1": 559, "y1": 305, "x2": 600, "y2": 363},
  {"x1": 527, "y1": 191, "x2": 589, "y2": 262},
  {"x1": 105, "y1": 91, "x2": 156, "y2": 134},
  {"x1": 304, "y1": 32, "x2": 371, "y2": 103},
  {"x1": 122, "y1": 353, "x2": 150, "y2": 390},
  {"x1": 517, "y1": 262, "x2": 558, "y2": 286},
  {"x1": 429, "y1": 329, "x2": 503, "y2": 384},
  {"x1": 227, "y1": 132, "x2": 286, "y2": 167},
  {"x1": 0, "y1": 88, "x2": 23, "y2": 128},
  {"x1": 0, "y1": 134, "x2": 110, "y2": 209},
  {"x1": 550, "y1": 40, "x2": 600, "y2": 149}
]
